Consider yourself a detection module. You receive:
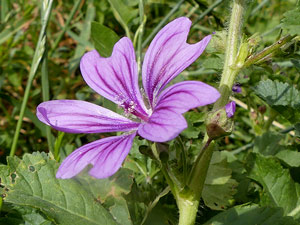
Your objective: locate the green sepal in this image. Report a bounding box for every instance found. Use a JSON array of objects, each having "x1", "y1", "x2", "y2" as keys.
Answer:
[{"x1": 206, "y1": 108, "x2": 234, "y2": 140}]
